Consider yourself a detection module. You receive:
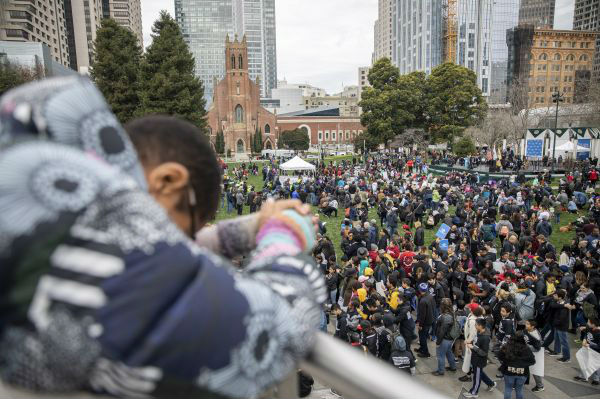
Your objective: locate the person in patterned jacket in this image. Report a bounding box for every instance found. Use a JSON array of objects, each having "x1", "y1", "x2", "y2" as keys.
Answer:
[{"x1": 0, "y1": 76, "x2": 326, "y2": 399}]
